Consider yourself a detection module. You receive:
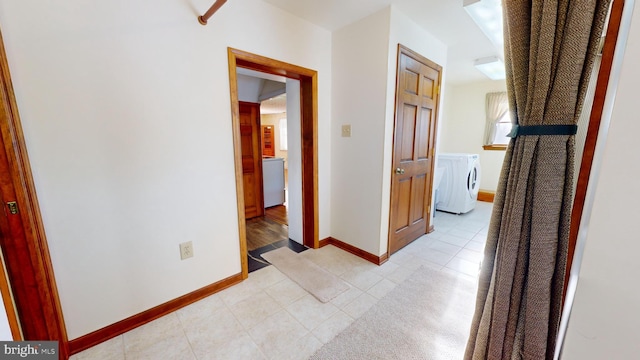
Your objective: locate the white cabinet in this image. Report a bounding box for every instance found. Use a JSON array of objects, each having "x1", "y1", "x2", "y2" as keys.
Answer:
[{"x1": 263, "y1": 158, "x2": 285, "y2": 208}]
